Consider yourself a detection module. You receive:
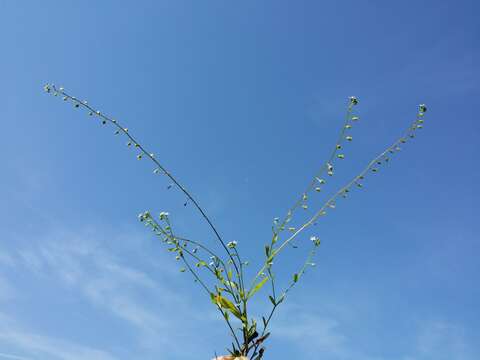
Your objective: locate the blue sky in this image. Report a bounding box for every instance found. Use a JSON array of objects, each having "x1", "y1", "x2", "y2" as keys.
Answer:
[{"x1": 1, "y1": 1, "x2": 479, "y2": 359}]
